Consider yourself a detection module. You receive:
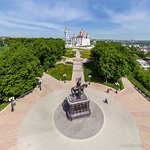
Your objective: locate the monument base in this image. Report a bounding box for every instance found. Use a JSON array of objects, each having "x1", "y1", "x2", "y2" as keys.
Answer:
[{"x1": 66, "y1": 93, "x2": 91, "y2": 121}]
